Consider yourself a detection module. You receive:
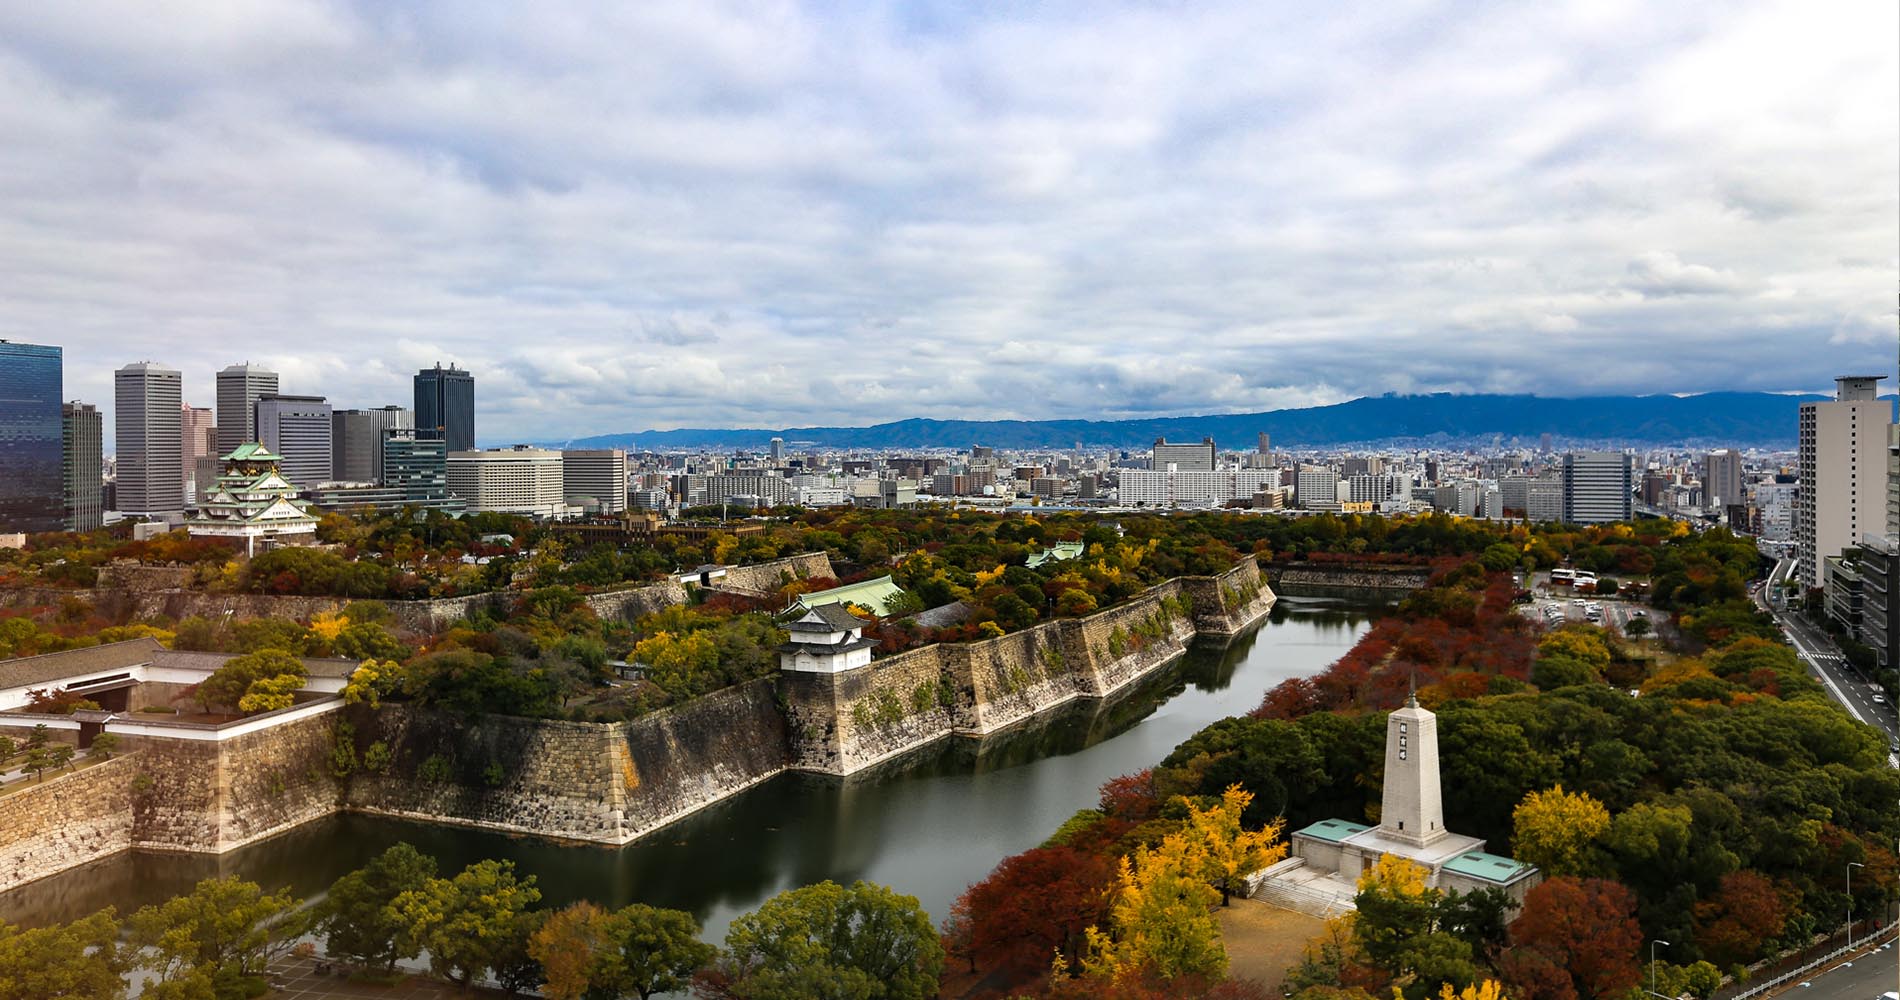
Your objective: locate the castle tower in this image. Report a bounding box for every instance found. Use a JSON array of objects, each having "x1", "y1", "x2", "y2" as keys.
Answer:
[{"x1": 1379, "y1": 690, "x2": 1447, "y2": 847}]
